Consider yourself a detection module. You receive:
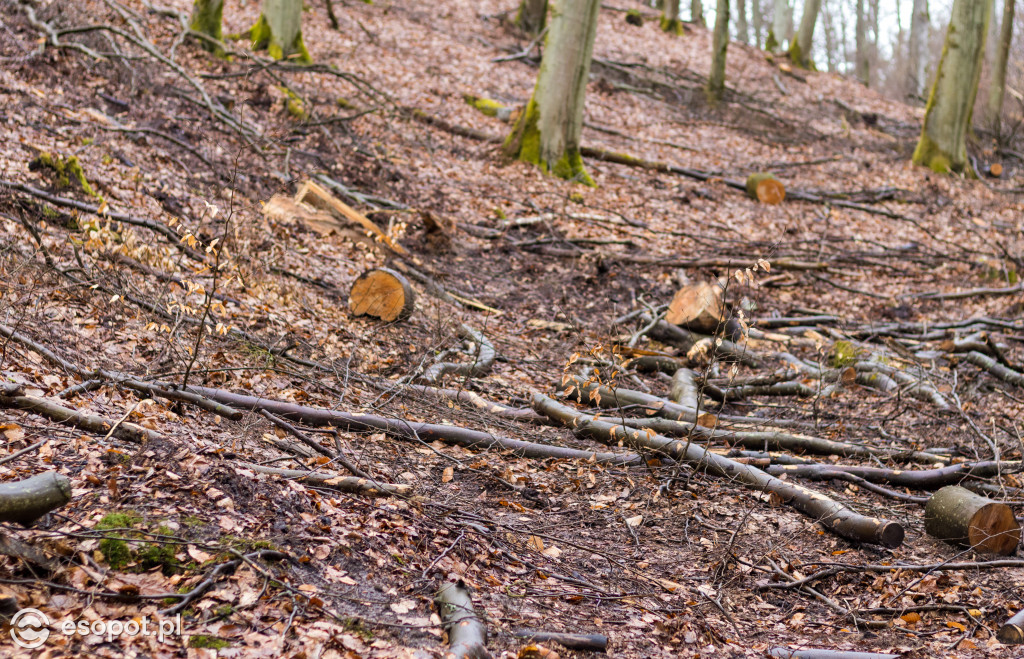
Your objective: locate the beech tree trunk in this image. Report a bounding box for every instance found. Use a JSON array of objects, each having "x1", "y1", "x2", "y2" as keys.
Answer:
[
  {"x1": 907, "y1": 0, "x2": 929, "y2": 96},
  {"x1": 708, "y1": 0, "x2": 731, "y2": 101},
  {"x1": 516, "y1": 0, "x2": 548, "y2": 34},
  {"x1": 986, "y1": 0, "x2": 1014, "y2": 131},
  {"x1": 662, "y1": 0, "x2": 684, "y2": 34},
  {"x1": 251, "y1": 0, "x2": 311, "y2": 63},
  {"x1": 924, "y1": 485, "x2": 1020, "y2": 555},
  {"x1": 767, "y1": 0, "x2": 789, "y2": 49},
  {"x1": 504, "y1": 0, "x2": 600, "y2": 185},
  {"x1": 0, "y1": 472, "x2": 72, "y2": 525},
  {"x1": 190, "y1": 0, "x2": 224, "y2": 53},
  {"x1": 751, "y1": 0, "x2": 763, "y2": 47},
  {"x1": 691, "y1": 0, "x2": 705, "y2": 26},
  {"x1": 855, "y1": 0, "x2": 870, "y2": 83},
  {"x1": 788, "y1": 0, "x2": 822, "y2": 69},
  {"x1": 736, "y1": 0, "x2": 749, "y2": 43},
  {"x1": 912, "y1": 0, "x2": 991, "y2": 174}
]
